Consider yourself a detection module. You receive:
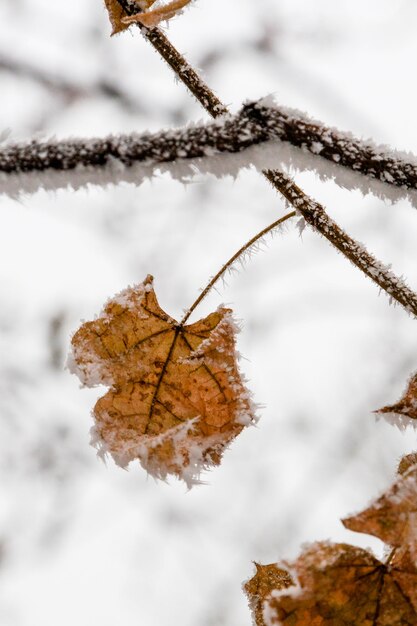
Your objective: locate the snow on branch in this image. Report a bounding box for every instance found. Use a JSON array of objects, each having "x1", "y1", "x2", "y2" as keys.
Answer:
[
  {"x1": 265, "y1": 170, "x2": 417, "y2": 318},
  {"x1": 1, "y1": 99, "x2": 416, "y2": 203}
]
